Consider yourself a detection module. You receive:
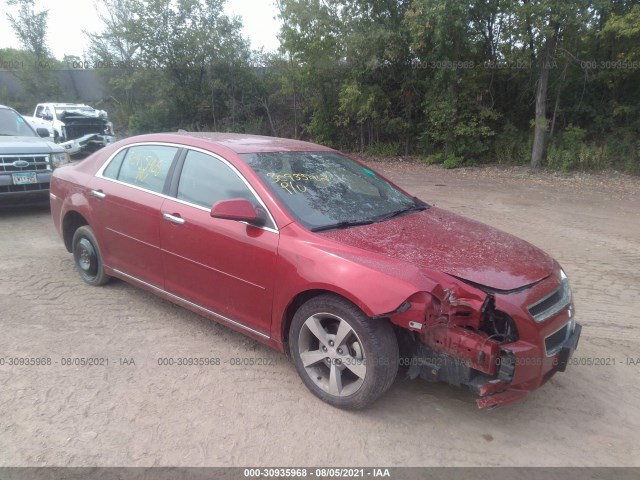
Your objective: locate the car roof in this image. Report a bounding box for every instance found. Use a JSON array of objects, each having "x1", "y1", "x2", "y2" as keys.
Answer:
[{"x1": 139, "y1": 132, "x2": 336, "y2": 154}]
